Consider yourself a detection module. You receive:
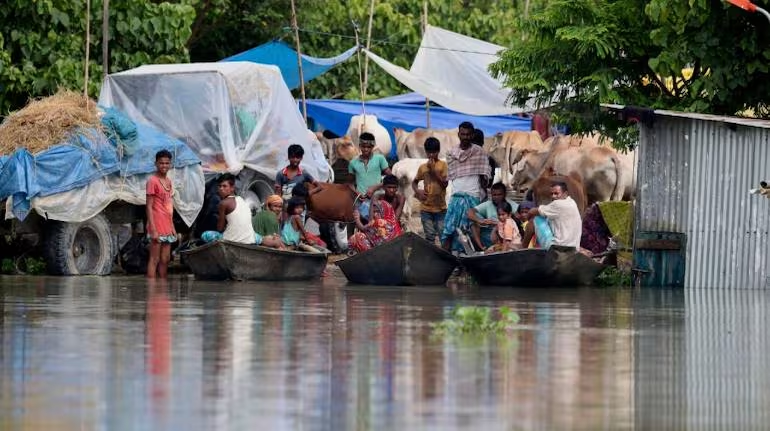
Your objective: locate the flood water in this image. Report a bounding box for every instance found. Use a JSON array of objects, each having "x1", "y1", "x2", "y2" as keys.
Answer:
[{"x1": 1, "y1": 274, "x2": 769, "y2": 430}]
